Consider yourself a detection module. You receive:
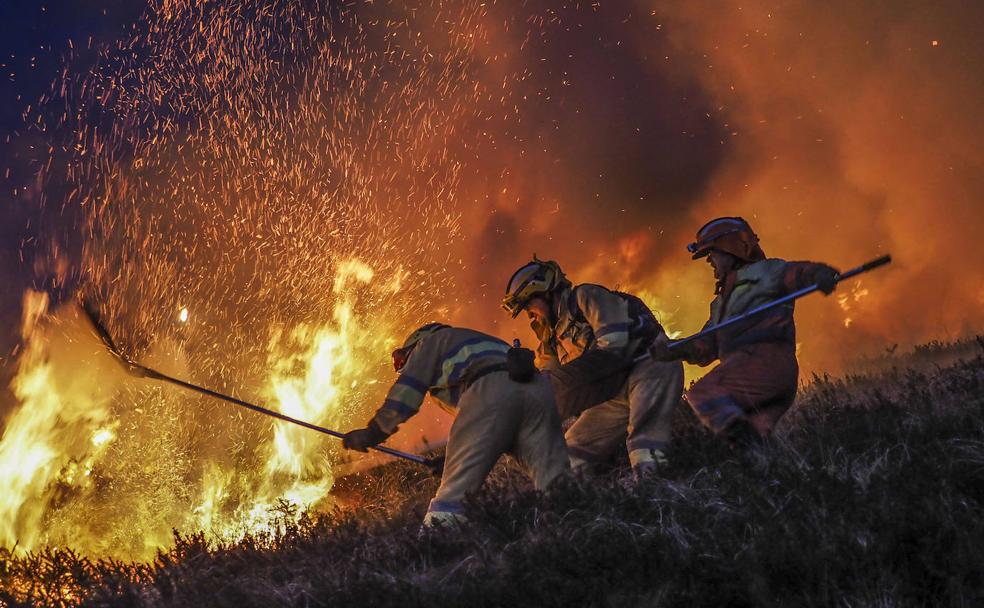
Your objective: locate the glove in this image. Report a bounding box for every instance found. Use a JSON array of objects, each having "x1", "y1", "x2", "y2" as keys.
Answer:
[
  {"x1": 647, "y1": 334, "x2": 679, "y2": 362},
  {"x1": 342, "y1": 420, "x2": 390, "y2": 453},
  {"x1": 530, "y1": 318, "x2": 553, "y2": 342},
  {"x1": 814, "y1": 265, "x2": 840, "y2": 295}
]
